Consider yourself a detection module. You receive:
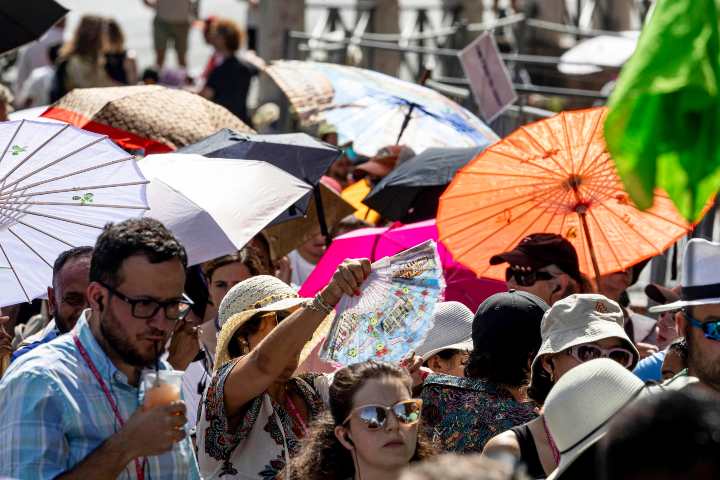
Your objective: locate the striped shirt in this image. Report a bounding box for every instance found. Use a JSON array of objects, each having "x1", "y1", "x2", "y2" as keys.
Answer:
[{"x1": 0, "y1": 310, "x2": 200, "y2": 479}]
